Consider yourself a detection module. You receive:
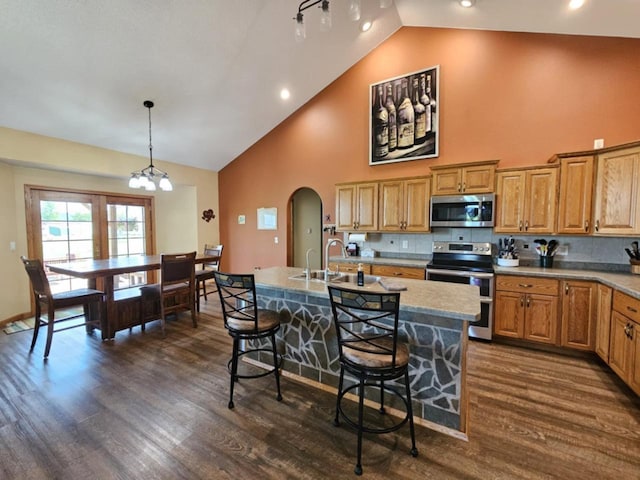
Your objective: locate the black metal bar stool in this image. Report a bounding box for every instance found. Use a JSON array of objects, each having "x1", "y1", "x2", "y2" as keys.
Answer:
[
  {"x1": 327, "y1": 285, "x2": 418, "y2": 476},
  {"x1": 213, "y1": 272, "x2": 282, "y2": 409}
]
